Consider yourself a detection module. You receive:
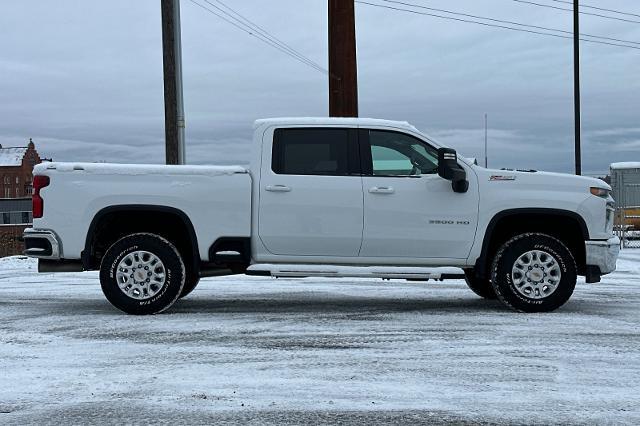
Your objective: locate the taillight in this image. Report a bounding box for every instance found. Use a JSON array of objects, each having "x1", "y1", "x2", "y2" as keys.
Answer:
[{"x1": 32, "y1": 175, "x2": 50, "y2": 219}]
